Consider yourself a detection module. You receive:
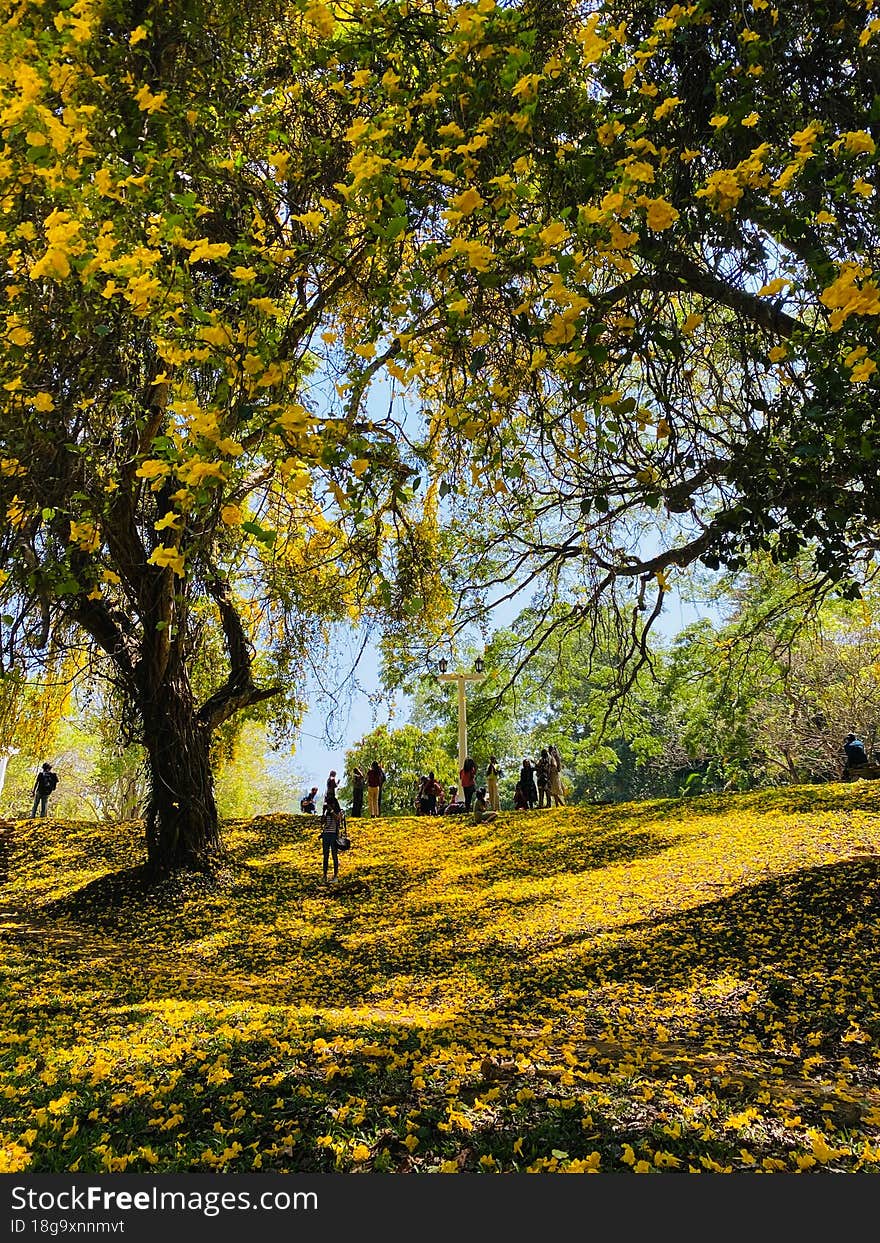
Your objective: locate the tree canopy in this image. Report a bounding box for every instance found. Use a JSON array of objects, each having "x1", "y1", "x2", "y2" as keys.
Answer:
[{"x1": 2, "y1": 0, "x2": 879, "y2": 867}]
